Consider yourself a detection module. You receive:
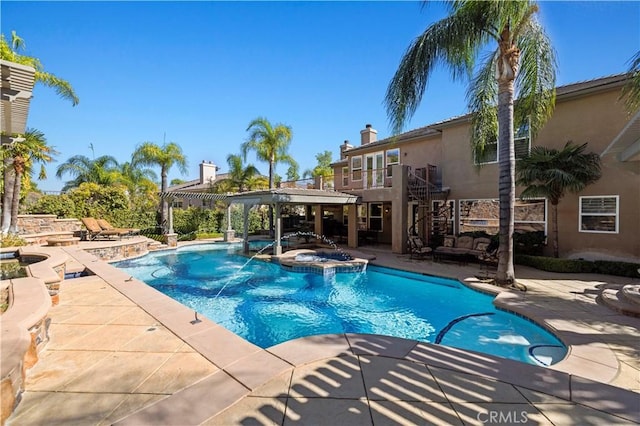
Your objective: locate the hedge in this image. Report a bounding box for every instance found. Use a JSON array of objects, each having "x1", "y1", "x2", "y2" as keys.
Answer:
[{"x1": 515, "y1": 255, "x2": 640, "y2": 278}]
